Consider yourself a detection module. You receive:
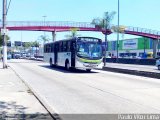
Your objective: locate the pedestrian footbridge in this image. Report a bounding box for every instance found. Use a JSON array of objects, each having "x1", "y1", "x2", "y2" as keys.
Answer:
[{"x1": 1, "y1": 21, "x2": 160, "y2": 39}]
